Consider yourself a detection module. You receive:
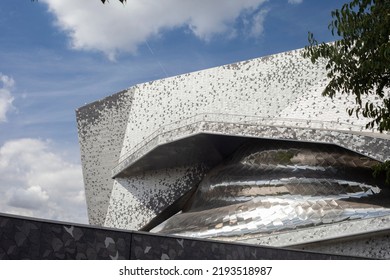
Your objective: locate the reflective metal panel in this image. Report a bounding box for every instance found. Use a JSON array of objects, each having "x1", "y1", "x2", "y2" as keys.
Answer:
[{"x1": 155, "y1": 141, "x2": 390, "y2": 238}]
